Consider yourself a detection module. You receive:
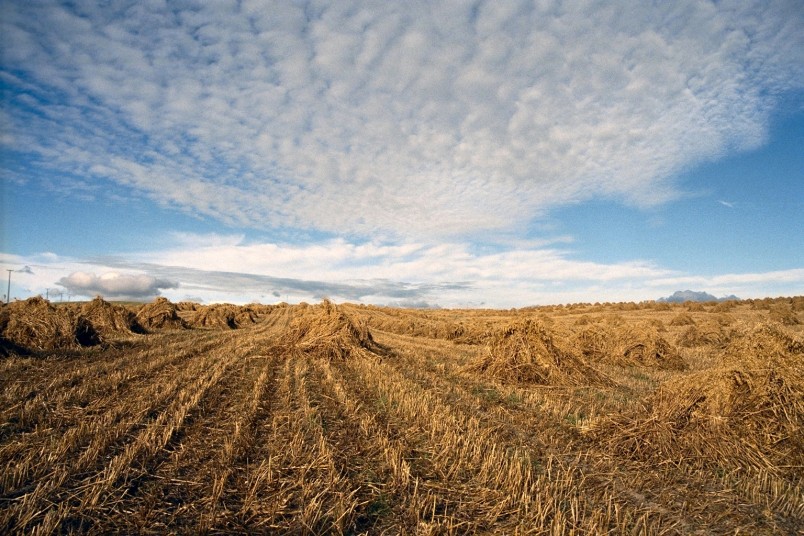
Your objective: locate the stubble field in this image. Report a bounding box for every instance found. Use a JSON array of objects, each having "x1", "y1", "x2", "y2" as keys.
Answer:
[{"x1": 1, "y1": 296, "x2": 802, "y2": 534}]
